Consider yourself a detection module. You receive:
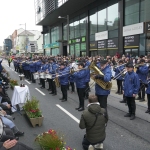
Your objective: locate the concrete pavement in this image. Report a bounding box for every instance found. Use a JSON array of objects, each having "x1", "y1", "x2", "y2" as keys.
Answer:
[{"x1": 2, "y1": 60, "x2": 150, "y2": 150}]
